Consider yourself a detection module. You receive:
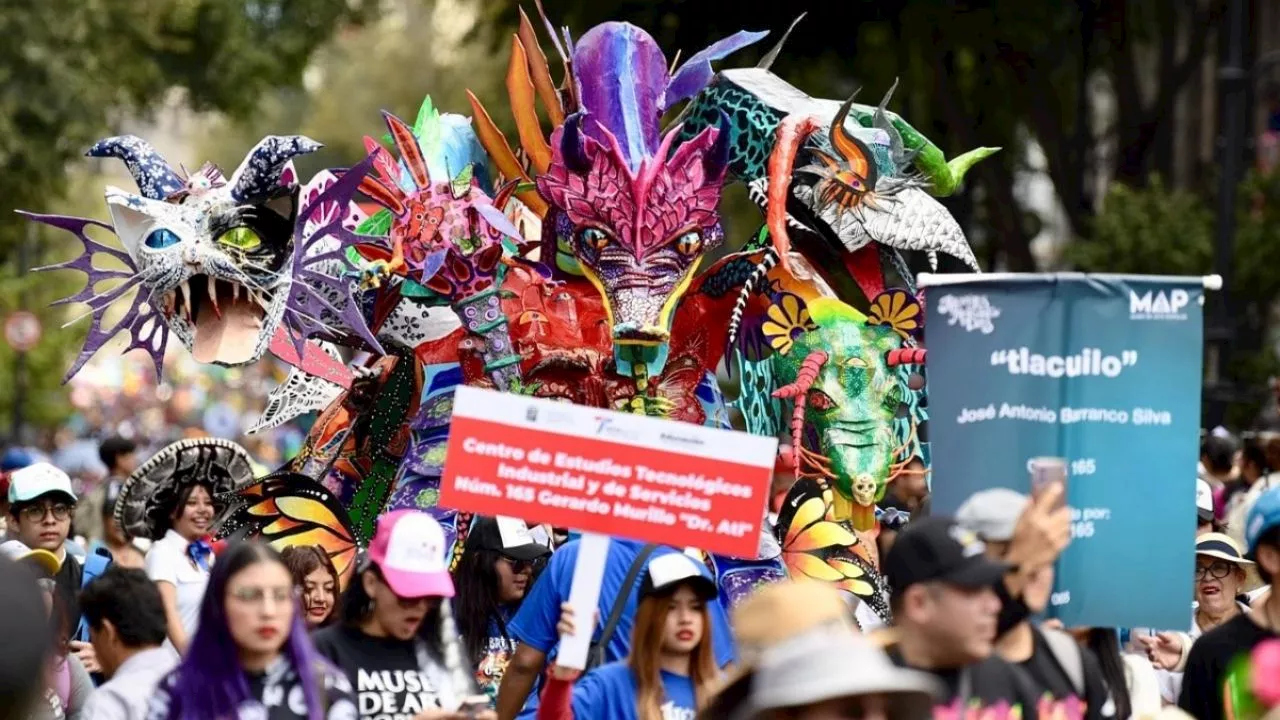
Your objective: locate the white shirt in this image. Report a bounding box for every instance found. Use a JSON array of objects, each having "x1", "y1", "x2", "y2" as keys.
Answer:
[
  {"x1": 145, "y1": 529, "x2": 209, "y2": 658},
  {"x1": 1122, "y1": 653, "x2": 1164, "y2": 719},
  {"x1": 81, "y1": 646, "x2": 176, "y2": 720}
]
